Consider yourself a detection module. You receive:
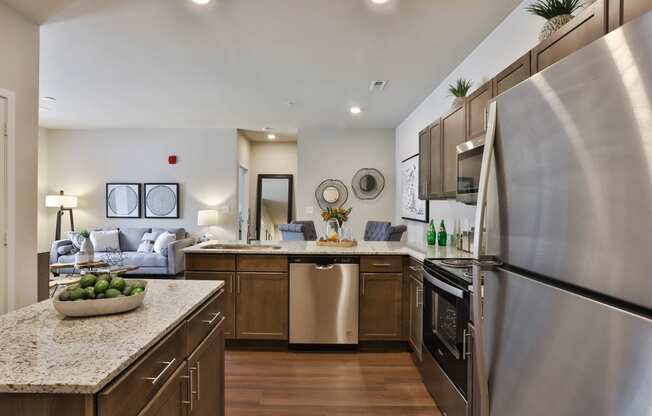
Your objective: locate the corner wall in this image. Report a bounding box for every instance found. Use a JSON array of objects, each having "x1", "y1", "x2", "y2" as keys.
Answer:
[
  {"x1": 395, "y1": 1, "x2": 541, "y2": 249},
  {"x1": 298, "y1": 128, "x2": 395, "y2": 241},
  {"x1": 42, "y1": 128, "x2": 239, "y2": 242},
  {"x1": 0, "y1": 3, "x2": 39, "y2": 311}
]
